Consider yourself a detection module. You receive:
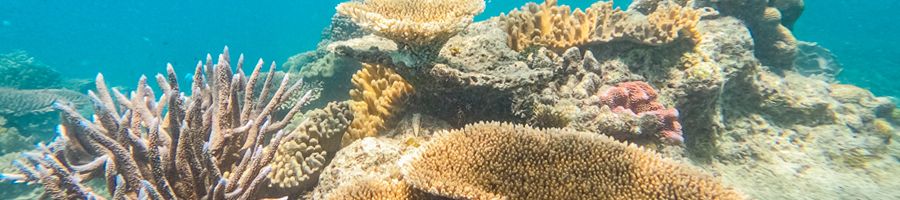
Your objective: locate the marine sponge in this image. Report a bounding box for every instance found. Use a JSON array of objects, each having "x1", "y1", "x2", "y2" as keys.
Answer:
[
  {"x1": 344, "y1": 64, "x2": 414, "y2": 146},
  {"x1": 335, "y1": 0, "x2": 485, "y2": 47},
  {"x1": 400, "y1": 122, "x2": 743, "y2": 199},
  {"x1": 269, "y1": 101, "x2": 354, "y2": 189}
]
